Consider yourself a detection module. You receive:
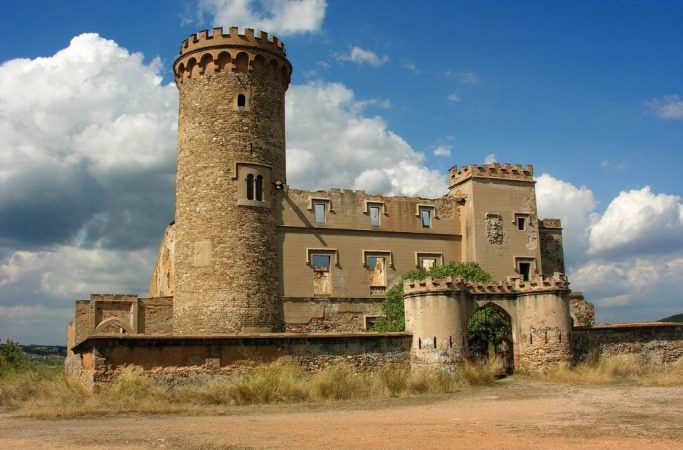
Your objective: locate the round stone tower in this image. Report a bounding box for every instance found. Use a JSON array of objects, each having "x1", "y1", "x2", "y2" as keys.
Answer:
[{"x1": 172, "y1": 27, "x2": 291, "y2": 334}]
